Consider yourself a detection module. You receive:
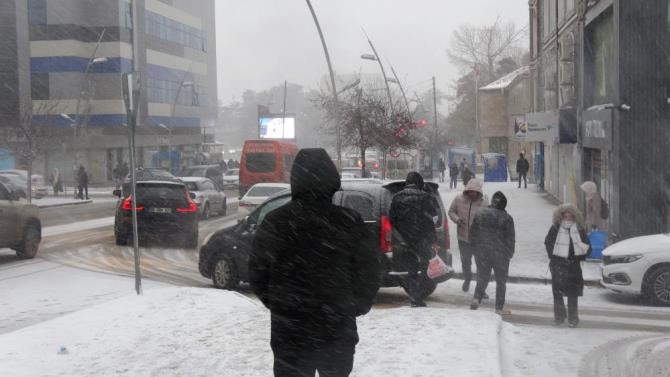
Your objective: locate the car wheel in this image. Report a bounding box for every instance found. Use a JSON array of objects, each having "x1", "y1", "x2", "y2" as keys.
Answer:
[
  {"x1": 16, "y1": 222, "x2": 41, "y2": 259},
  {"x1": 644, "y1": 266, "x2": 670, "y2": 306},
  {"x1": 115, "y1": 230, "x2": 128, "y2": 246},
  {"x1": 212, "y1": 256, "x2": 239, "y2": 290},
  {"x1": 220, "y1": 199, "x2": 227, "y2": 217},
  {"x1": 201, "y1": 203, "x2": 210, "y2": 220}
]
